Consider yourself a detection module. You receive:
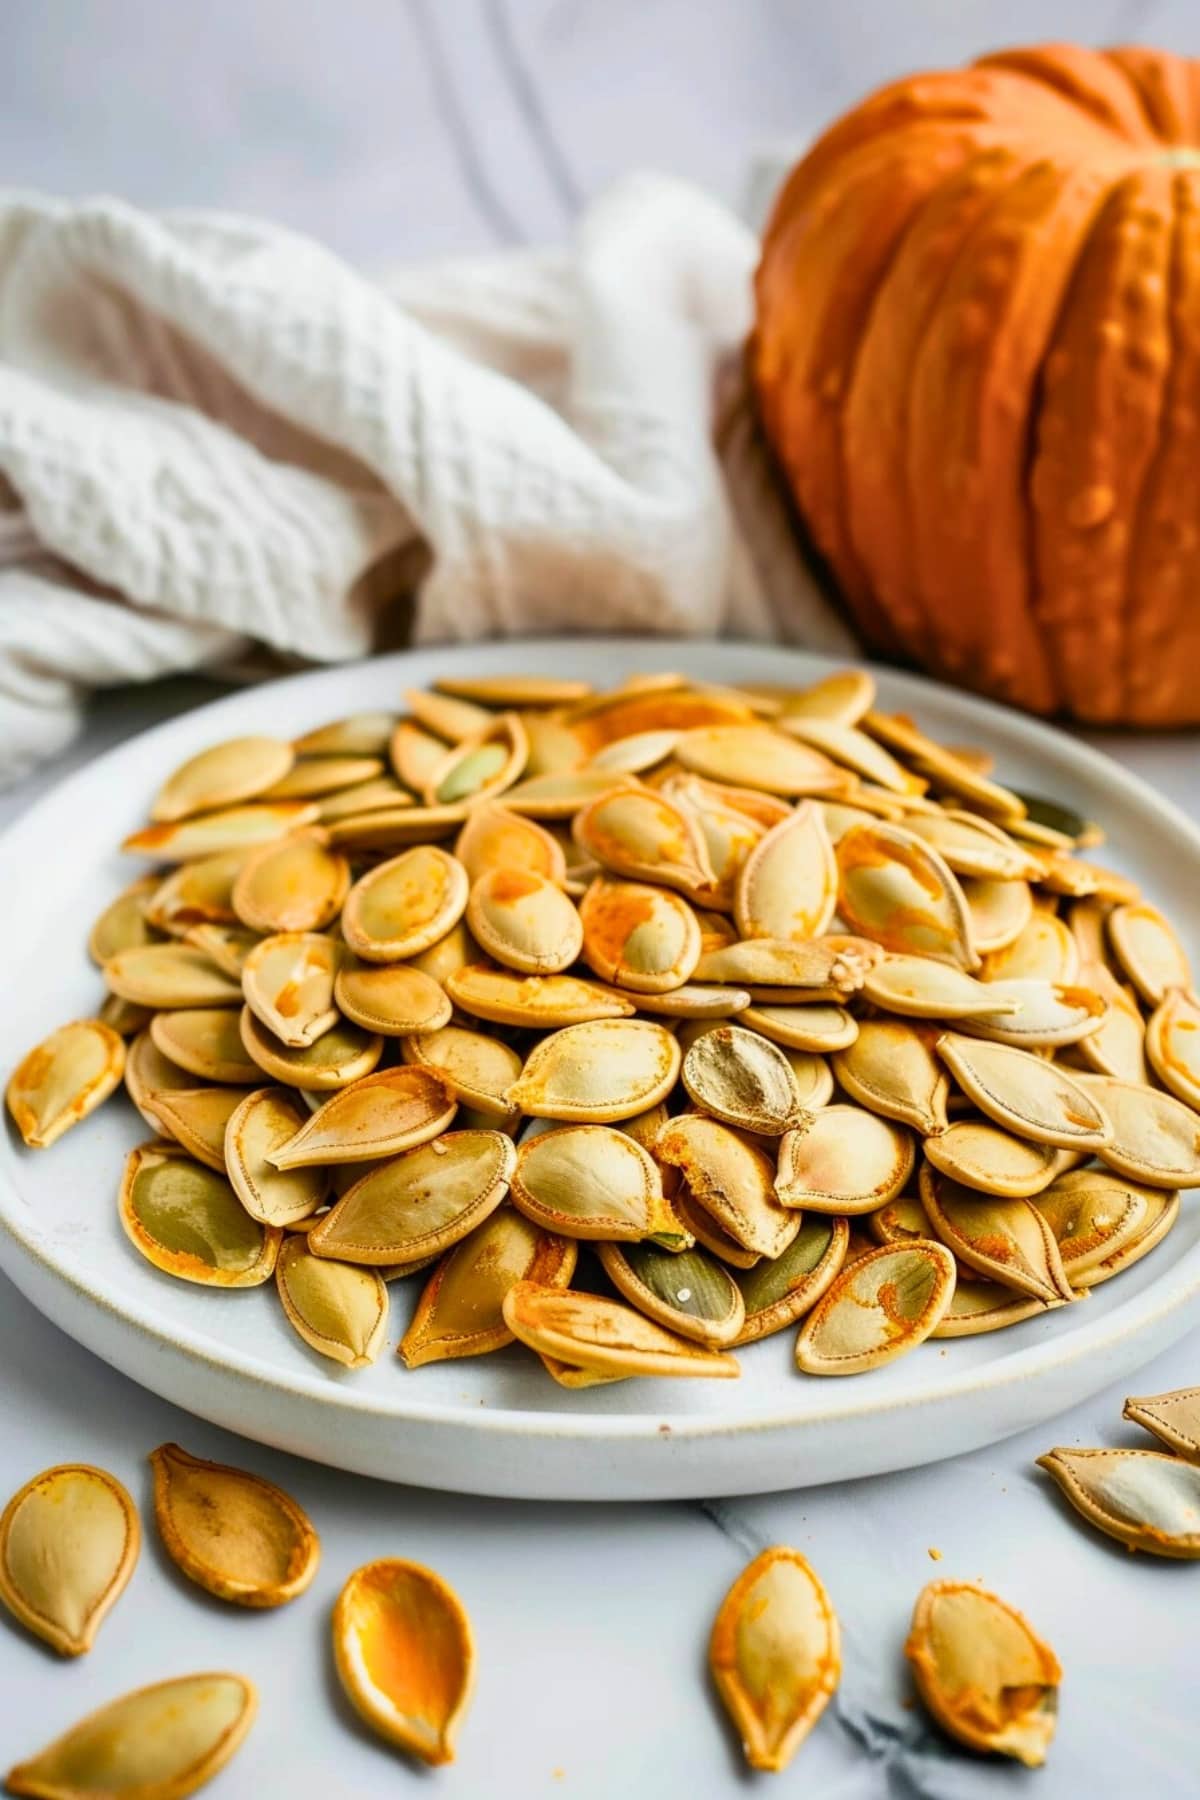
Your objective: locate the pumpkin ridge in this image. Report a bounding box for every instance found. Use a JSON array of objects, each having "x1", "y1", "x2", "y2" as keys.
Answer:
[
  {"x1": 979, "y1": 44, "x2": 1160, "y2": 145},
  {"x1": 1121, "y1": 168, "x2": 1200, "y2": 722},
  {"x1": 1028, "y1": 164, "x2": 1176, "y2": 722},
  {"x1": 843, "y1": 147, "x2": 1040, "y2": 666},
  {"x1": 1107, "y1": 46, "x2": 1194, "y2": 144}
]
